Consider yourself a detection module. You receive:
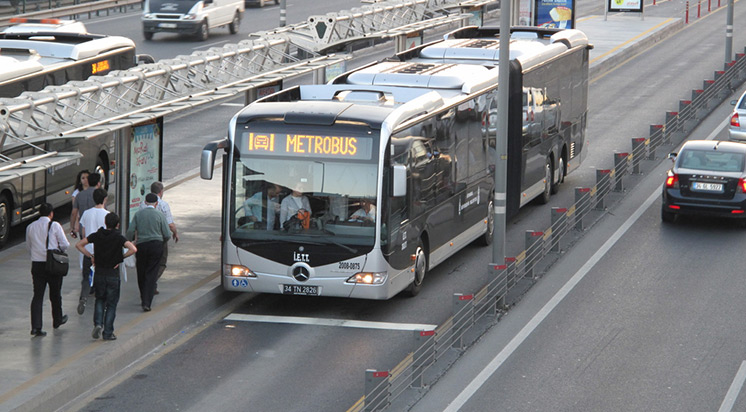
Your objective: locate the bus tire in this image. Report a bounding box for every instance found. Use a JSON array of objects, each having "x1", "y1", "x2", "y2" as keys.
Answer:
[
  {"x1": 229, "y1": 12, "x2": 240, "y2": 34},
  {"x1": 405, "y1": 241, "x2": 427, "y2": 297},
  {"x1": 538, "y1": 157, "x2": 552, "y2": 204},
  {"x1": 550, "y1": 155, "x2": 564, "y2": 195},
  {"x1": 476, "y1": 198, "x2": 494, "y2": 246},
  {"x1": 0, "y1": 193, "x2": 10, "y2": 248},
  {"x1": 143, "y1": 31, "x2": 153, "y2": 41}
]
